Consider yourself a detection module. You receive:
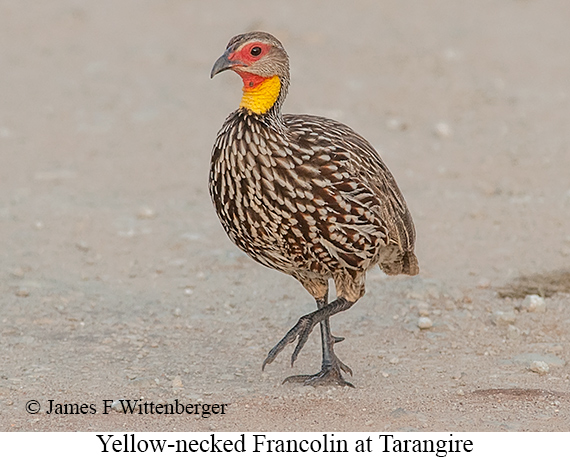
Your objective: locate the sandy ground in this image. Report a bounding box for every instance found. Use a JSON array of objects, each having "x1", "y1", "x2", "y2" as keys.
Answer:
[{"x1": 1, "y1": 0, "x2": 569, "y2": 432}]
